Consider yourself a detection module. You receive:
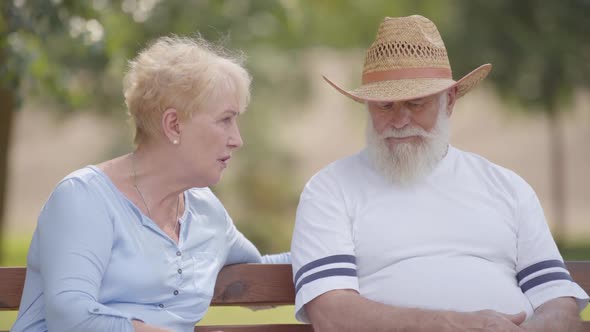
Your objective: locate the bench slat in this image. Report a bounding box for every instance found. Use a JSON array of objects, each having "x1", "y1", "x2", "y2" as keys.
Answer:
[
  {"x1": 568, "y1": 261, "x2": 590, "y2": 296},
  {"x1": 211, "y1": 264, "x2": 295, "y2": 305},
  {"x1": 0, "y1": 267, "x2": 25, "y2": 311},
  {"x1": 3, "y1": 263, "x2": 589, "y2": 309}
]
